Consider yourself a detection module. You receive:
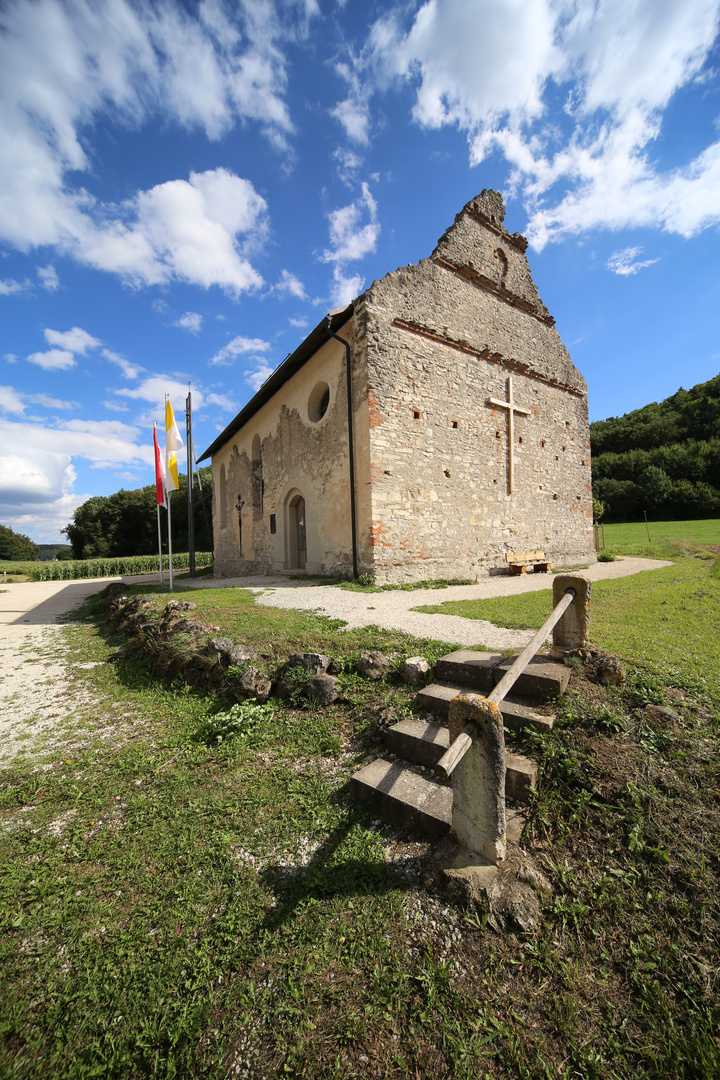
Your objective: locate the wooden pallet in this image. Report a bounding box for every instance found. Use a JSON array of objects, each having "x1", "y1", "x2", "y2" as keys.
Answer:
[{"x1": 505, "y1": 549, "x2": 551, "y2": 575}]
